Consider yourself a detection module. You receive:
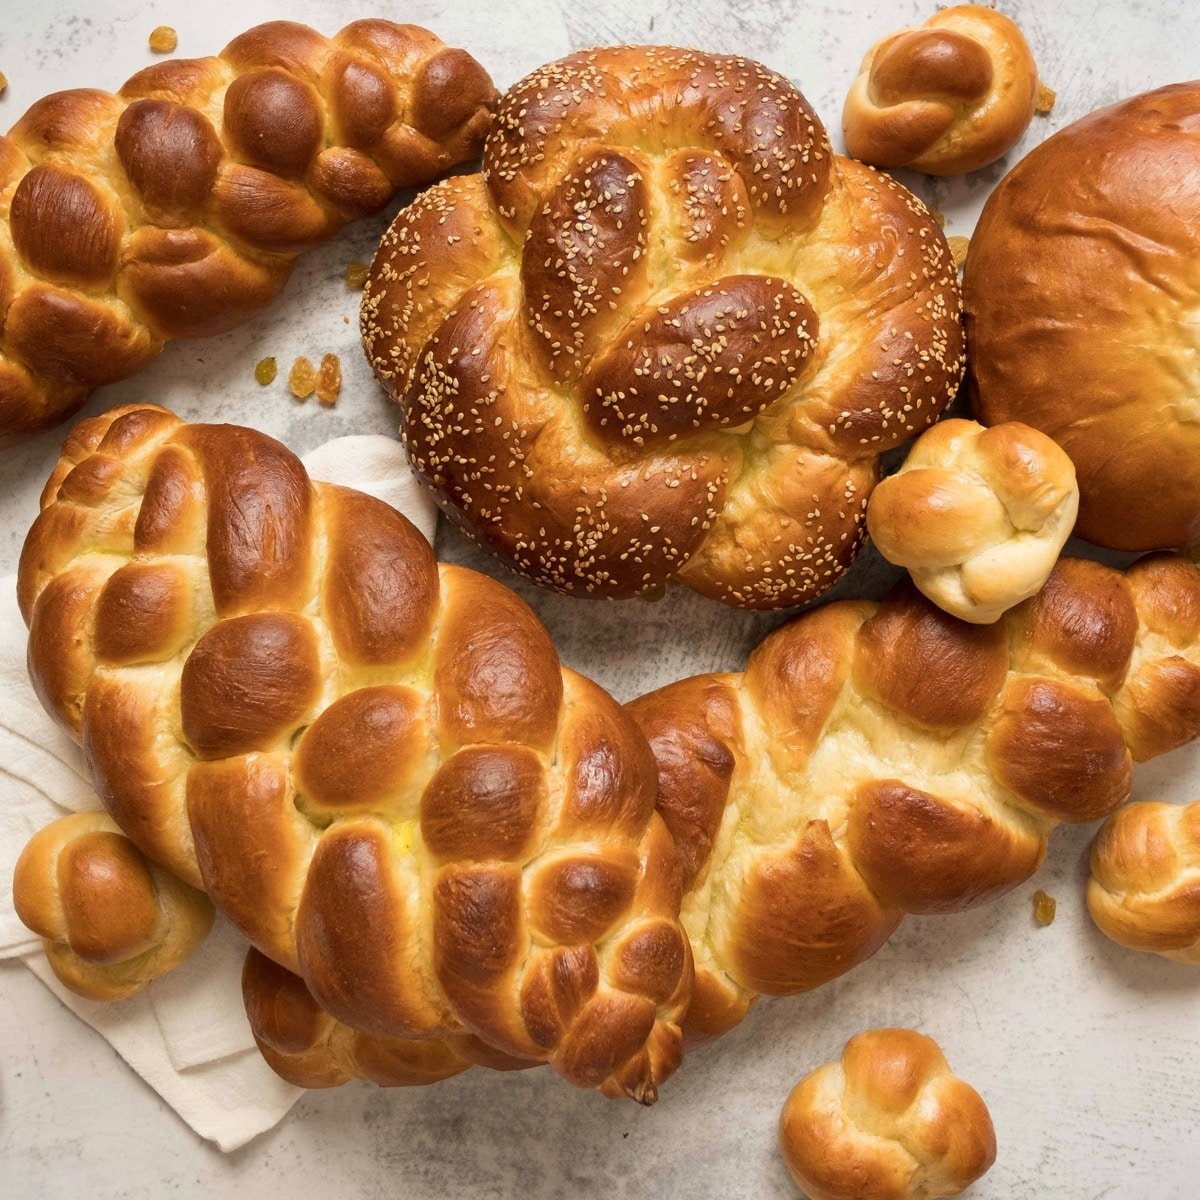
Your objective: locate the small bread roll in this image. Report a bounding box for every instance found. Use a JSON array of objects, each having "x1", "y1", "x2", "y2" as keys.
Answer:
[
  {"x1": 12, "y1": 811, "x2": 214, "y2": 1001},
  {"x1": 779, "y1": 1029, "x2": 996, "y2": 1200},
  {"x1": 866, "y1": 419, "x2": 1078, "y2": 624},
  {"x1": 843, "y1": 5, "x2": 1039, "y2": 175},
  {"x1": 1087, "y1": 801, "x2": 1200, "y2": 963}
]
